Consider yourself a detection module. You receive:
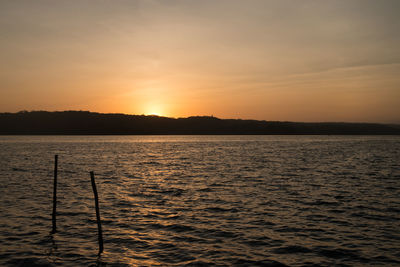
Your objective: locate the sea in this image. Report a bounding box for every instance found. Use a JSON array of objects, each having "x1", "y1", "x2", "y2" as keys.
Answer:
[{"x1": 0, "y1": 135, "x2": 399, "y2": 267}]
